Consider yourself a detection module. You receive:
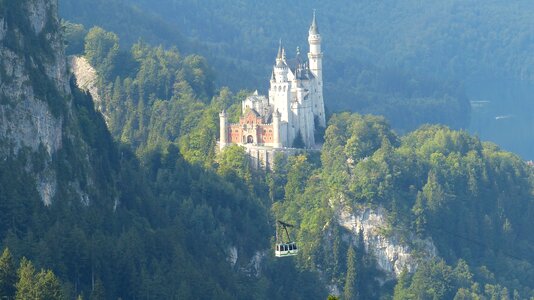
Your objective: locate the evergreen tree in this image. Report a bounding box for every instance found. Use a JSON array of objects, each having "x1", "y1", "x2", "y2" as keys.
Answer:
[
  {"x1": 90, "y1": 278, "x2": 105, "y2": 300},
  {"x1": 0, "y1": 248, "x2": 16, "y2": 299},
  {"x1": 84, "y1": 27, "x2": 120, "y2": 80},
  {"x1": 344, "y1": 244, "x2": 358, "y2": 300},
  {"x1": 412, "y1": 191, "x2": 427, "y2": 236},
  {"x1": 393, "y1": 267, "x2": 411, "y2": 300},
  {"x1": 15, "y1": 258, "x2": 63, "y2": 300},
  {"x1": 15, "y1": 258, "x2": 36, "y2": 300},
  {"x1": 35, "y1": 270, "x2": 63, "y2": 300}
]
